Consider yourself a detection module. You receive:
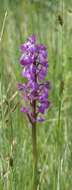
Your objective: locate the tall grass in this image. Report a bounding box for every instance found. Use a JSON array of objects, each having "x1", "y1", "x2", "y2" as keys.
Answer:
[{"x1": 0, "y1": 0, "x2": 72, "y2": 189}]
